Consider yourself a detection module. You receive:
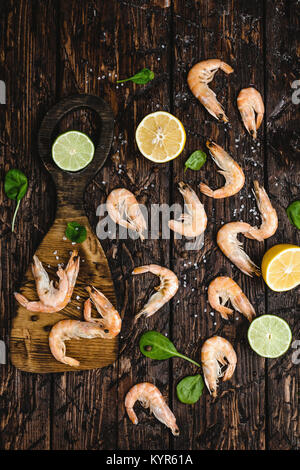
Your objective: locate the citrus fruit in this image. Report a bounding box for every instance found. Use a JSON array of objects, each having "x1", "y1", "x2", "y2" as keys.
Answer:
[
  {"x1": 52, "y1": 131, "x2": 95, "y2": 172},
  {"x1": 261, "y1": 244, "x2": 300, "y2": 291},
  {"x1": 248, "y1": 315, "x2": 292, "y2": 358},
  {"x1": 135, "y1": 111, "x2": 186, "y2": 163}
]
